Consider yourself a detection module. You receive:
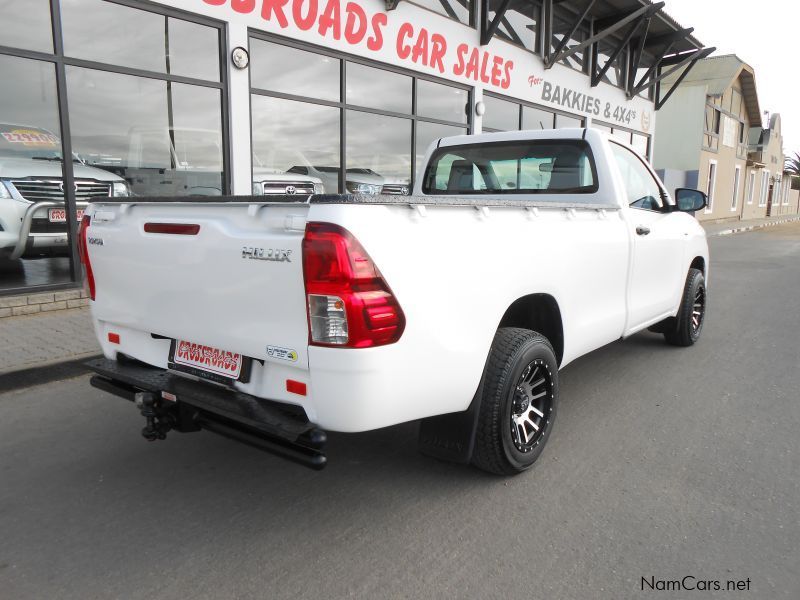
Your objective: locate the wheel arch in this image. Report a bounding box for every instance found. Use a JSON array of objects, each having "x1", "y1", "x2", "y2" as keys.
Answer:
[
  {"x1": 690, "y1": 256, "x2": 706, "y2": 275},
  {"x1": 498, "y1": 294, "x2": 564, "y2": 366}
]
